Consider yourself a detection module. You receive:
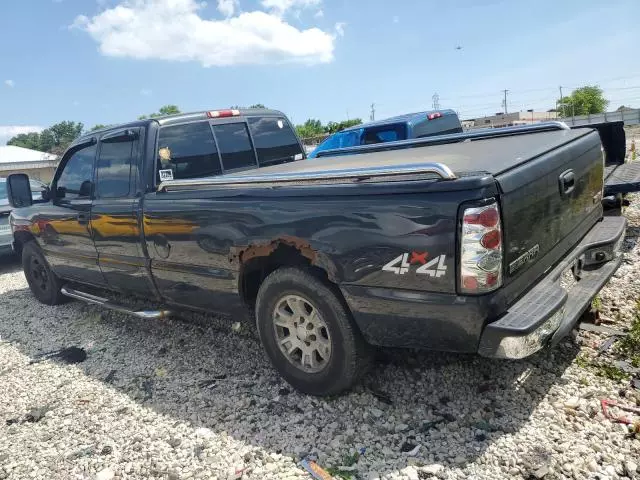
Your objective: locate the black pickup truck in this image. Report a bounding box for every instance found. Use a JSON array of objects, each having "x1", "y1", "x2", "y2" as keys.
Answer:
[{"x1": 5, "y1": 109, "x2": 627, "y2": 395}]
